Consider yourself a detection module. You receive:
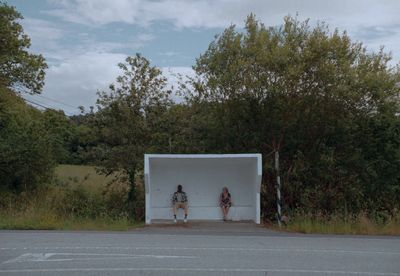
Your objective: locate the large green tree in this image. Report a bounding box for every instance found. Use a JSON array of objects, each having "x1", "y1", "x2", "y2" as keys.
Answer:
[
  {"x1": 0, "y1": 87, "x2": 54, "y2": 192},
  {"x1": 93, "y1": 54, "x2": 171, "y2": 219},
  {"x1": 0, "y1": 2, "x2": 47, "y2": 94},
  {"x1": 185, "y1": 15, "x2": 400, "y2": 218},
  {"x1": 0, "y1": 3, "x2": 55, "y2": 193}
]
